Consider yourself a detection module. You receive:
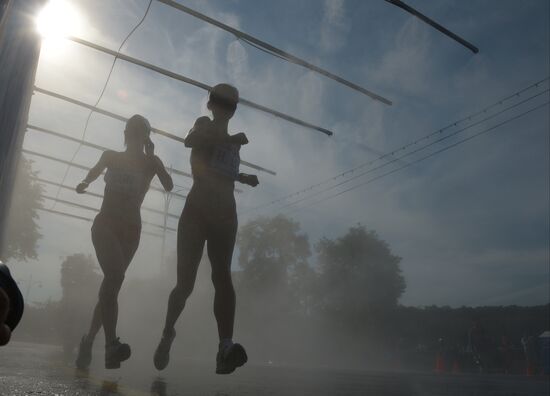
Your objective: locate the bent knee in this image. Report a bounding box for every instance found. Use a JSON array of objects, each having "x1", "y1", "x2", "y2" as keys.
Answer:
[
  {"x1": 104, "y1": 271, "x2": 125, "y2": 285},
  {"x1": 172, "y1": 282, "x2": 194, "y2": 301},
  {"x1": 211, "y1": 270, "x2": 233, "y2": 289},
  {"x1": 99, "y1": 273, "x2": 125, "y2": 297}
]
